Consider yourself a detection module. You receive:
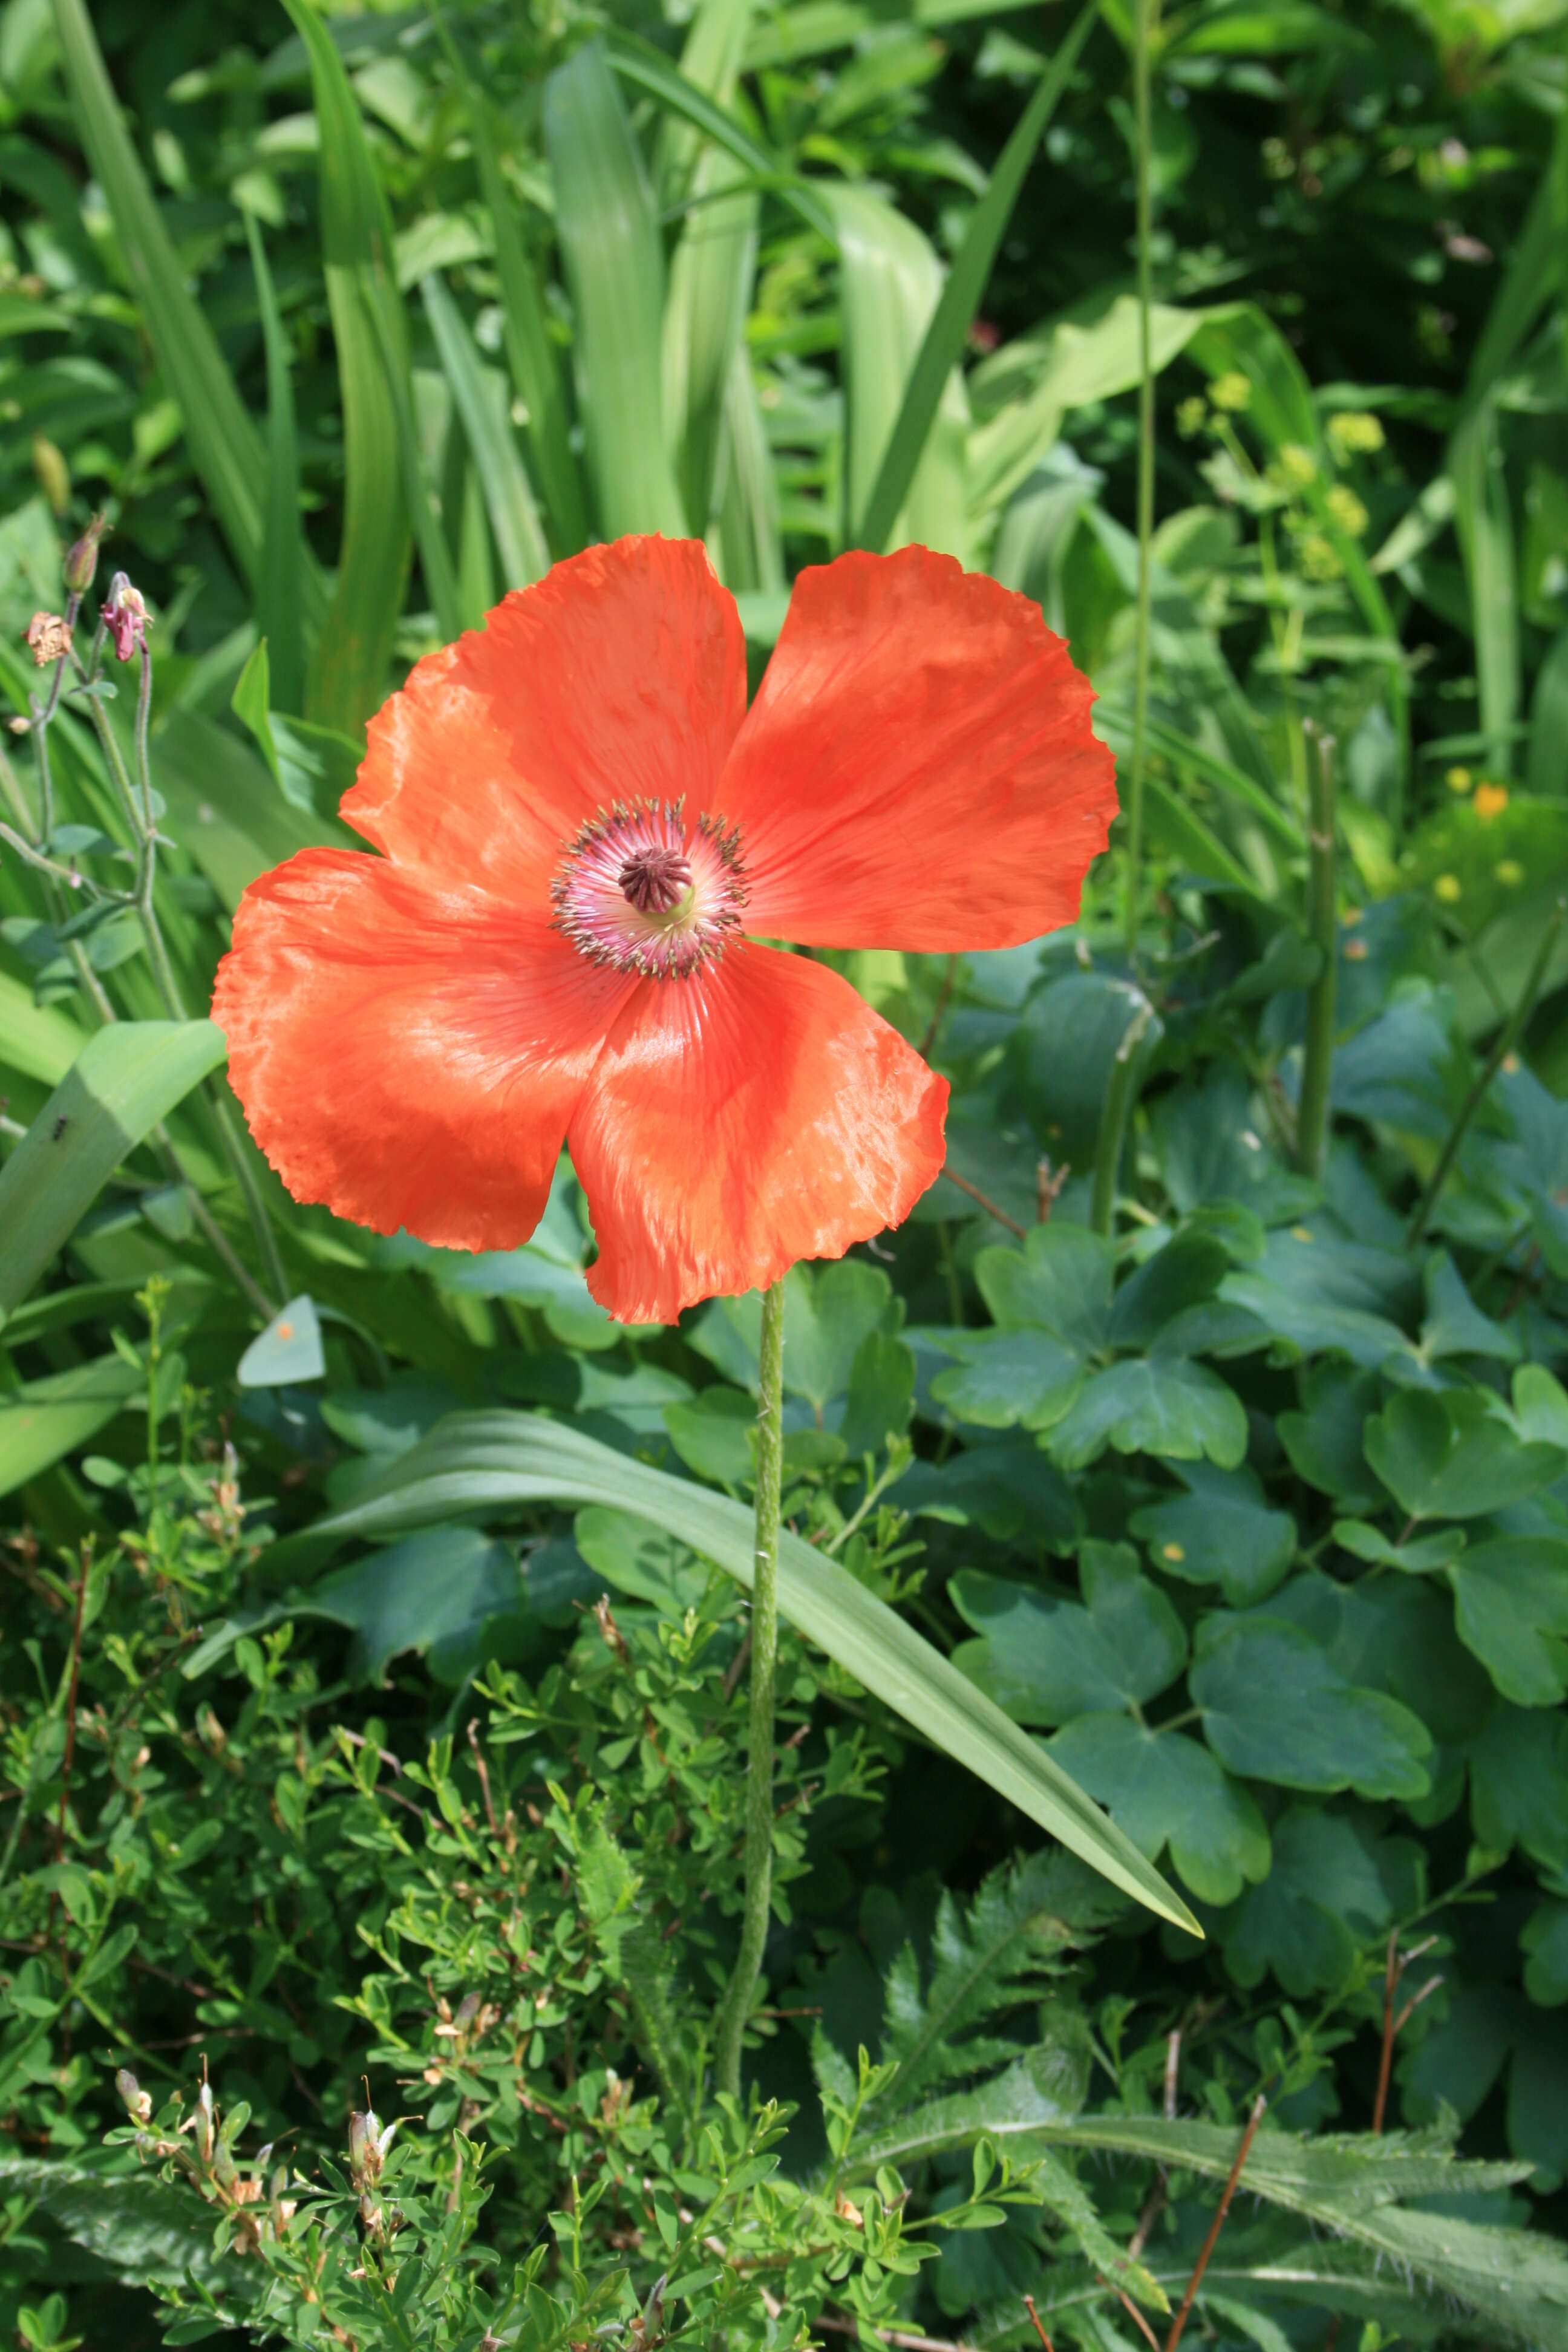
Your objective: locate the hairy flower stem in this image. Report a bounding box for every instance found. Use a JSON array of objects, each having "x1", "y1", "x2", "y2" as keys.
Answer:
[
  {"x1": 1293, "y1": 725, "x2": 1338, "y2": 1180},
  {"x1": 1407, "y1": 898, "x2": 1565, "y2": 1245},
  {"x1": 1122, "y1": 0, "x2": 1158, "y2": 960},
  {"x1": 715, "y1": 1277, "x2": 786, "y2": 2101}
]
